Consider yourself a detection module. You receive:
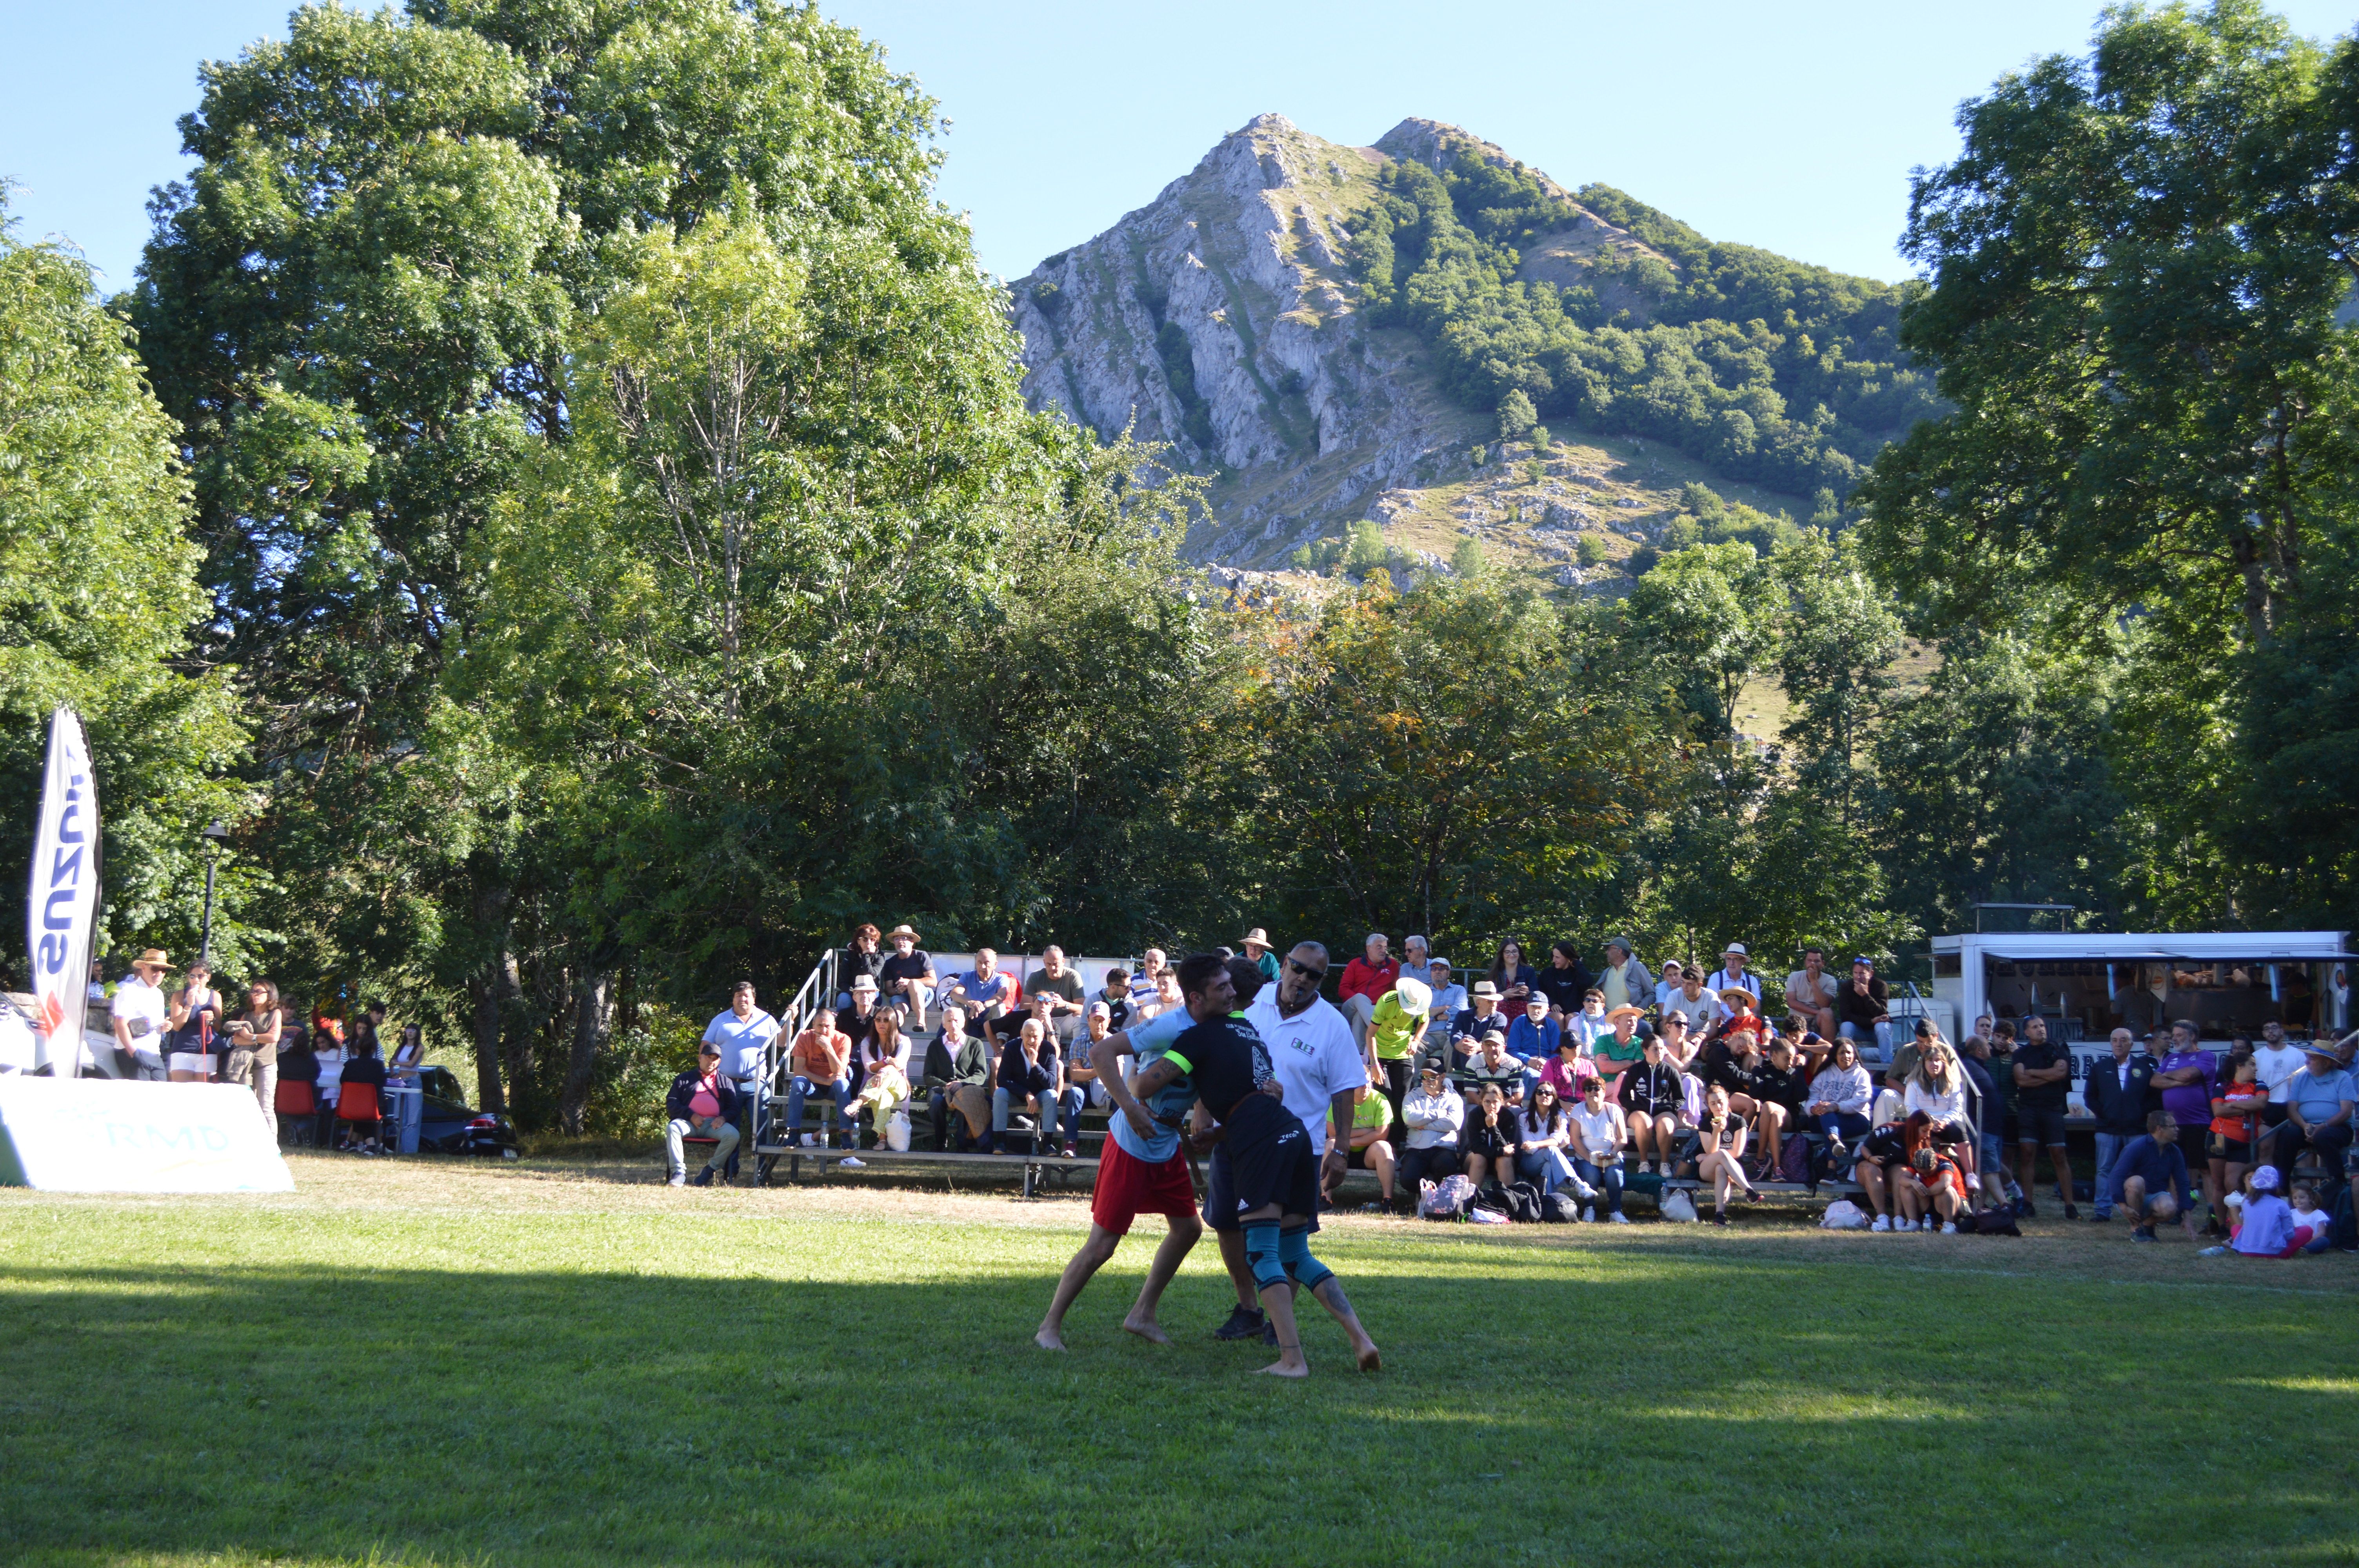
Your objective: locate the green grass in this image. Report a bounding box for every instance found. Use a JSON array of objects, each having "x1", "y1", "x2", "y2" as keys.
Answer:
[{"x1": 2, "y1": 1155, "x2": 2354, "y2": 1567}]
